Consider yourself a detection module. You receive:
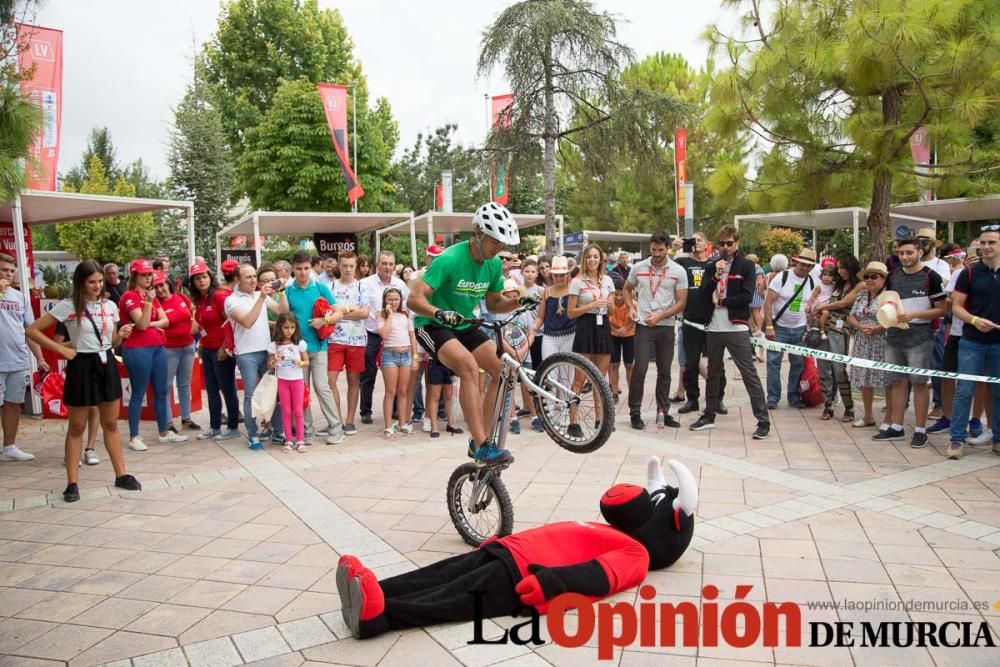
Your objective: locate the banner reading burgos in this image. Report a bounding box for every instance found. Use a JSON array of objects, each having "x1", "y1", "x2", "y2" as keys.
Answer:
[
  {"x1": 16, "y1": 24, "x2": 63, "y2": 192},
  {"x1": 317, "y1": 83, "x2": 364, "y2": 205},
  {"x1": 491, "y1": 93, "x2": 514, "y2": 206}
]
